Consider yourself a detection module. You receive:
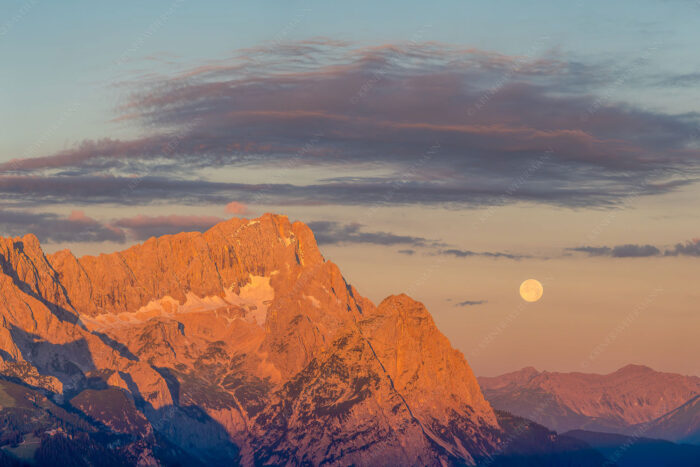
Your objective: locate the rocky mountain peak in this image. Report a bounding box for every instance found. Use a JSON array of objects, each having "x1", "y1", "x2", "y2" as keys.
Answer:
[
  {"x1": 46, "y1": 213, "x2": 323, "y2": 318},
  {"x1": 0, "y1": 214, "x2": 511, "y2": 465}
]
